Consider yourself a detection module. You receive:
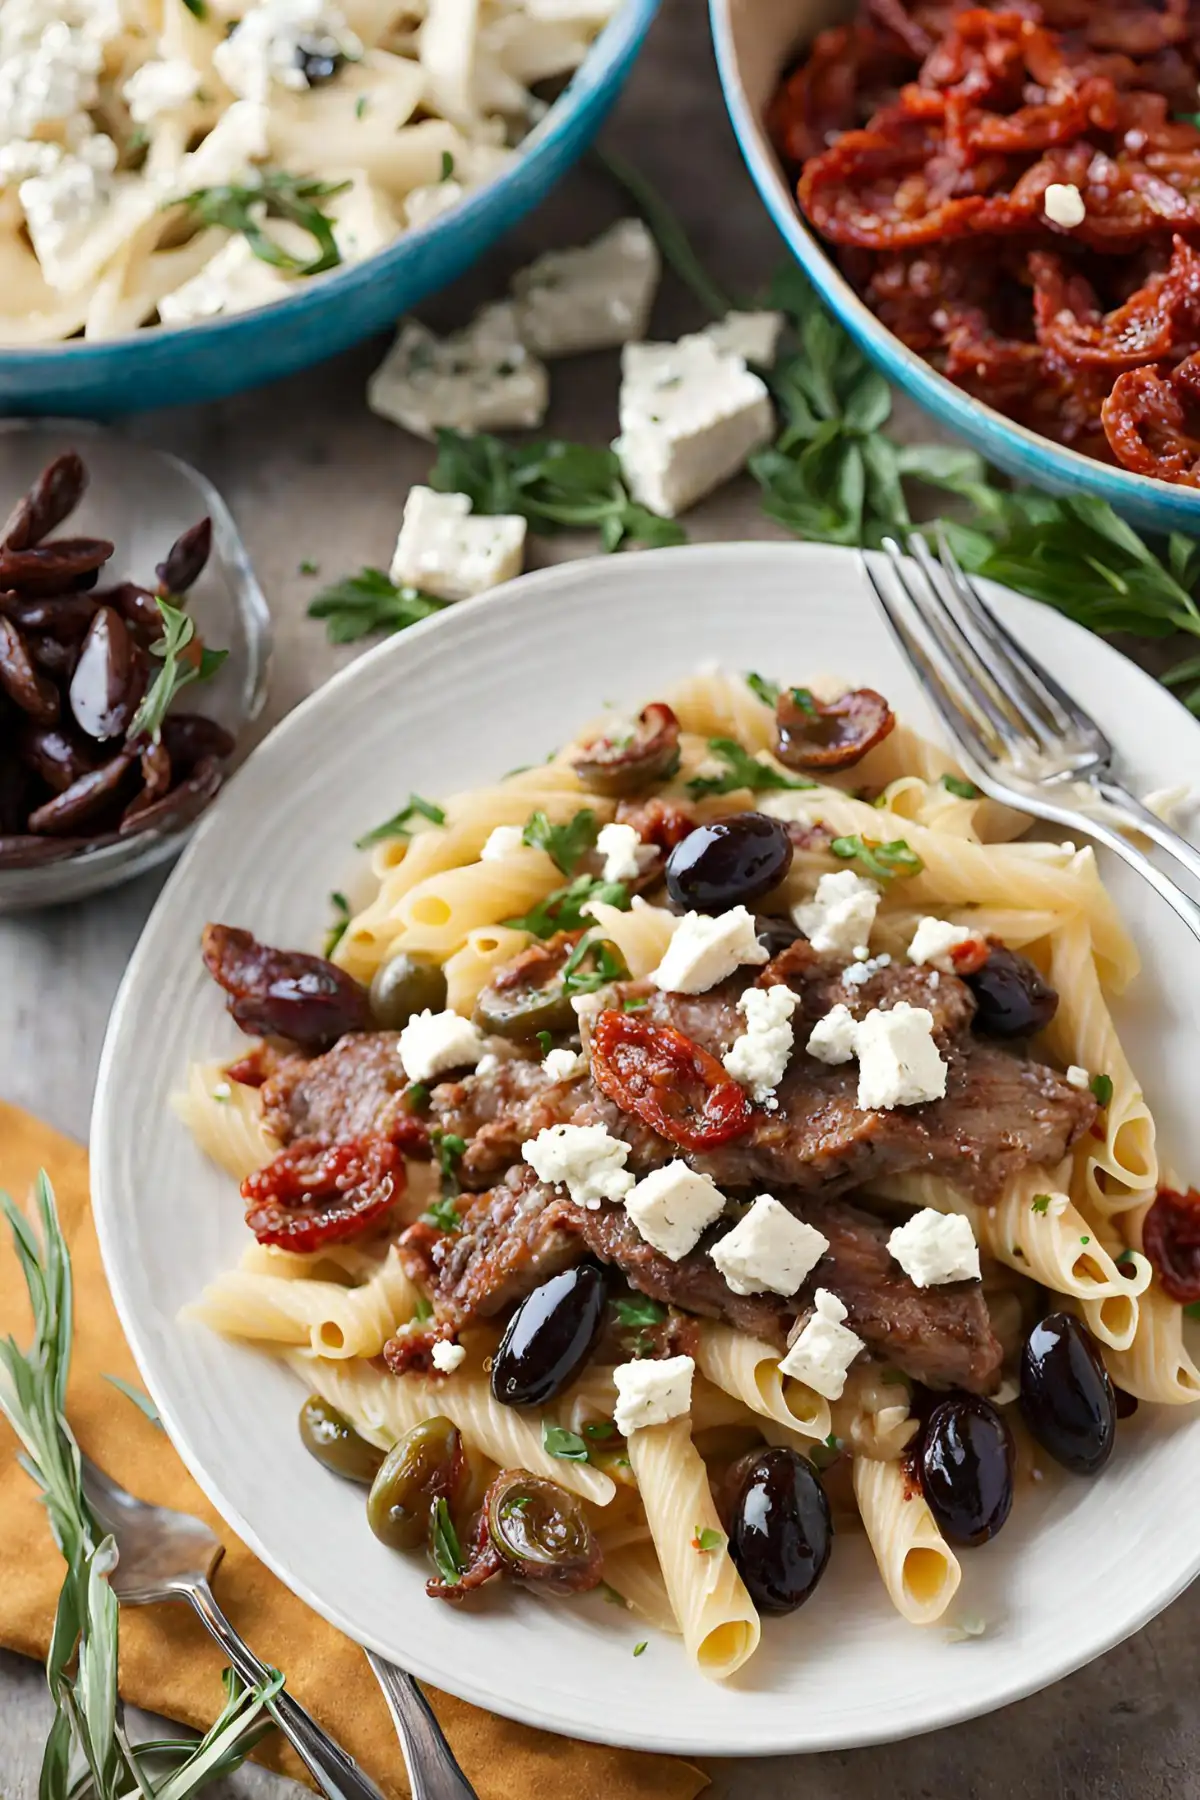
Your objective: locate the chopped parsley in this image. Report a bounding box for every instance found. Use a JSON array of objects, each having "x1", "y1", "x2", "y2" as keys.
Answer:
[
  {"x1": 522, "y1": 807, "x2": 598, "y2": 875},
  {"x1": 323, "y1": 890, "x2": 351, "y2": 958},
  {"x1": 440, "y1": 150, "x2": 456, "y2": 181},
  {"x1": 1090, "y1": 1072, "x2": 1114, "y2": 1107},
  {"x1": 622, "y1": 996, "x2": 649, "y2": 1012},
  {"x1": 412, "y1": 1294, "x2": 434, "y2": 1324},
  {"x1": 789, "y1": 686, "x2": 818, "y2": 717},
  {"x1": 687, "y1": 737, "x2": 815, "y2": 799},
  {"x1": 830, "y1": 834, "x2": 923, "y2": 882},
  {"x1": 613, "y1": 1296, "x2": 666, "y2": 1329},
  {"x1": 430, "y1": 1497, "x2": 465, "y2": 1585},
  {"x1": 1030, "y1": 1194, "x2": 1051, "y2": 1215},
  {"x1": 1185, "y1": 1302, "x2": 1200, "y2": 1321},
  {"x1": 1080, "y1": 1234, "x2": 1091, "y2": 1246},
  {"x1": 308, "y1": 566, "x2": 445, "y2": 644},
  {"x1": 506, "y1": 874, "x2": 630, "y2": 938},
  {"x1": 692, "y1": 1527, "x2": 723, "y2": 1553},
  {"x1": 633, "y1": 1641, "x2": 648, "y2": 1657},
  {"x1": 745, "y1": 671, "x2": 779, "y2": 707},
  {"x1": 355, "y1": 793, "x2": 445, "y2": 849},
  {"x1": 177, "y1": 170, "x2": 350, "y2": 277},
  {"x1": 941, "y1": 773, "x2": 980, "y2": 799},
  {"x1": 536, "y1": 1029, "x2": 553, "y2": 1056},
  {"x1": 299, "y1": 557, "x2": 319, "y2": 575},
  {"x1": 542, "y1": 1423, "x2": 589, "y2": 1462},
  {"x1": 810, "y1": 1432, "x2": 843, "y2": 1470},
  {"x1": 584, "y1": 1420, "x2": 617, "y2": 1440},
  {"x1": 433, "y1": 1130, "x2": 466, "y2": 1183},
  {"x1": 421, "y1": 1194, "x2": 462, "y2": 1234},
  {"x1": 354, "y1": 94, "x2": 369, "y2": 119},
  {"x1": 404, "y1": 1082, "x2": 431, "y2": 1114},
  {"x1": 561, "y1": 934, "x2": 630, "y2": 998}
]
